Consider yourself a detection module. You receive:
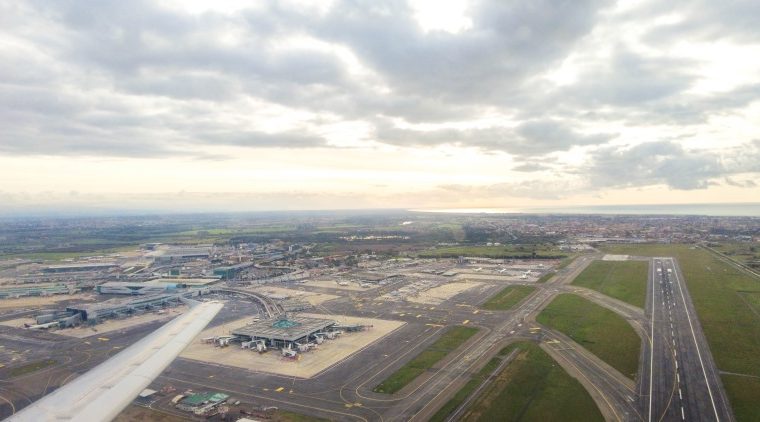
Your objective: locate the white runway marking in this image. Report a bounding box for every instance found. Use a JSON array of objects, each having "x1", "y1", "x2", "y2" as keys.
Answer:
[{"x1": 670, "y1": 258, "x2": 721, "y2": 421}]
